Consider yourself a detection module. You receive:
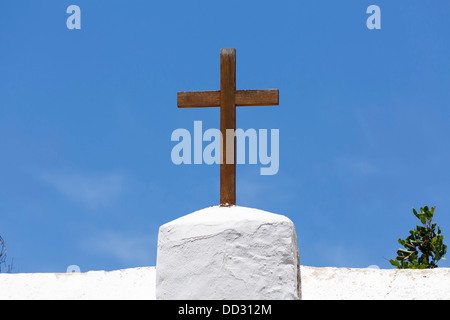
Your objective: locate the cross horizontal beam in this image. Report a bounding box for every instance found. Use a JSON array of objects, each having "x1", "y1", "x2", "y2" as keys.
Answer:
[
  {"x1": 178, "y1": 89, "x2": 279, "y2": 108},
  {"x1": 177, "y1": 49, "x2": 279, "y2": 206}
]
